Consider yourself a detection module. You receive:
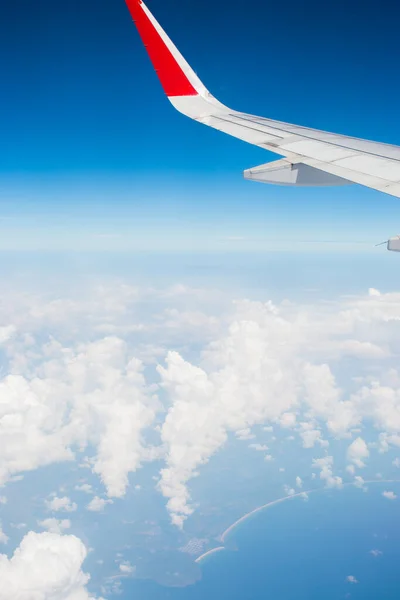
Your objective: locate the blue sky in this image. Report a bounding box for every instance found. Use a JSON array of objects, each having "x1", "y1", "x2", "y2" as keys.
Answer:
[{"x1": 1, "y1": 0, "x2": 400, "y2": 251}]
